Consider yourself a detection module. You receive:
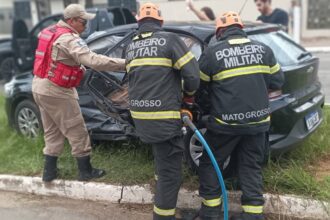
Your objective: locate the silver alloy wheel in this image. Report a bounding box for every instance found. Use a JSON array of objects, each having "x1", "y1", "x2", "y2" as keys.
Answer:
[
  {"x1": 189, "y1": 128, "x2": 207, "y2": 167},
  {"x1": 189, "y1": 128, "x2": 231, "y2": 168},
  {"x1": 17, "y1": 107, "x2": 40, "y2": 138}
]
